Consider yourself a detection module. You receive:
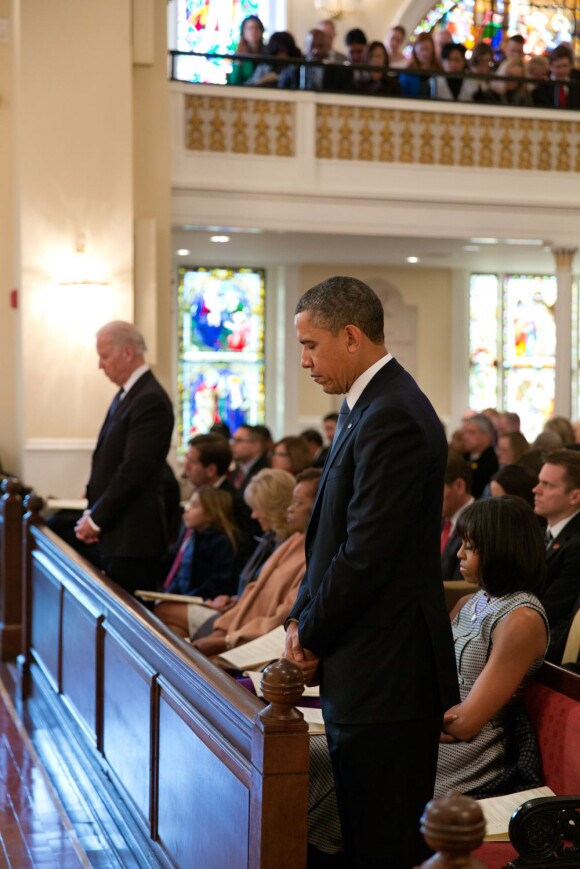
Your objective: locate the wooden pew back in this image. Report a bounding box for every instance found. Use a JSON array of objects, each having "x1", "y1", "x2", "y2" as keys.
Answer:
[
  {"x1": 21, "y1": 512, "x2": 310, "y2": 869},
  {"x1": 0, "y1": 479, "x2": 24, "y2": 658}
]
